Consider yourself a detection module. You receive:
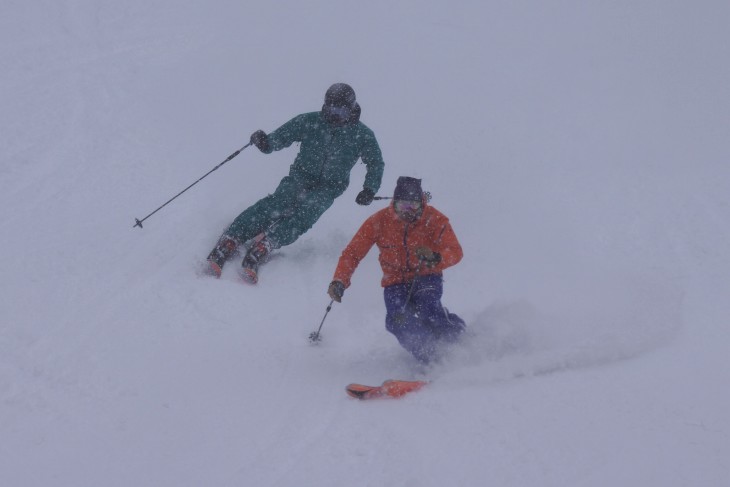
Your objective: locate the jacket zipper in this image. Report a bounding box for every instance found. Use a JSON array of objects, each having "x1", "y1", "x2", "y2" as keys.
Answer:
[
  {"x1": 318, "y1": 128, "x2": 337, "y2": 184},
  {"x1": 403, "y1": 222, "x2": 412, "y2": 278}
]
